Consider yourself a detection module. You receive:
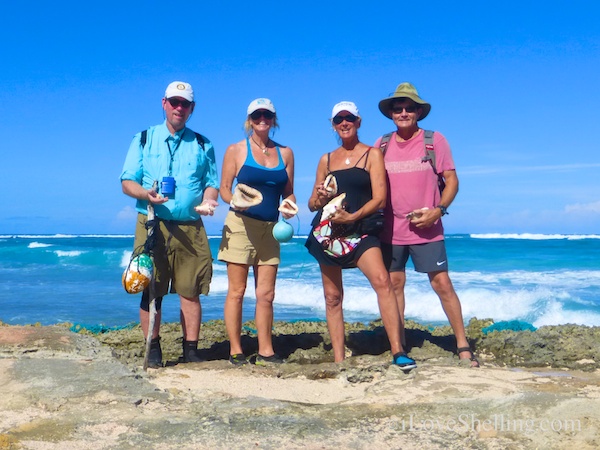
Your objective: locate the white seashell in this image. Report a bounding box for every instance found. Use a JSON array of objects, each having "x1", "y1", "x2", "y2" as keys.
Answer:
[
  {"x1": 278, "y1": 199, "x2": 299, "y2": 215},
  {"x1": 323, "y1": 174, "x2": 338, "y2": 195},
  {"x1": 321, "y1": 192, "x2": 346, "y2": 221},
  {"x1": 195, "y1": 203, "x2": 216, "y2": 214},
  {"x1": 406, "y1": 207, "x2": 429, "y2": 220},
  {"x1": 231, "y1": 183, "x2": 263, "y2": 208}
]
